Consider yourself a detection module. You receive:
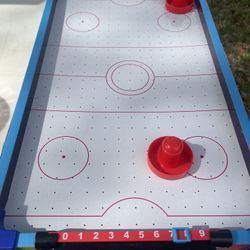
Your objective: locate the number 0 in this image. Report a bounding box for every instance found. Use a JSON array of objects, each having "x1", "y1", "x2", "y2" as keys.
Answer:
[{"x1": 62, "y1": 233, "x2": 68, "y2": 240}]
